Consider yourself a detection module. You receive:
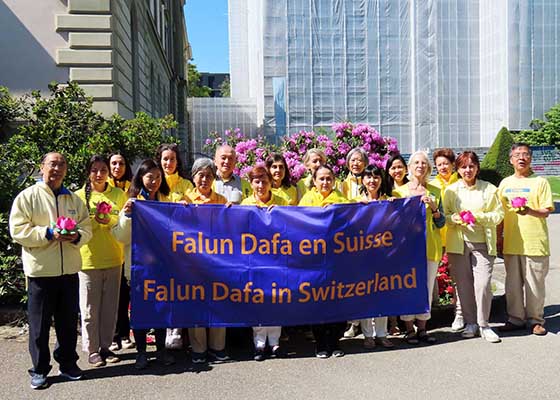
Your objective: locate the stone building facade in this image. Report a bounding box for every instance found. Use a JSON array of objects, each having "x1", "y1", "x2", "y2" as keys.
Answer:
[{"x1": 0, "y1": 0, "x2": 191, "y2": 145}]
